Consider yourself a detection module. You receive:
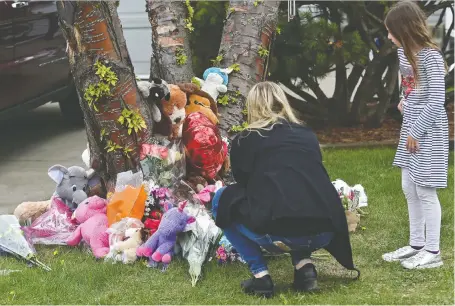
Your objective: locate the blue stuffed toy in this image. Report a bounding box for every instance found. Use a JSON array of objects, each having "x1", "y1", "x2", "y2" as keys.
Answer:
[{"x1": 193, "y1": 67, "x2": 233, "y2": 102}]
